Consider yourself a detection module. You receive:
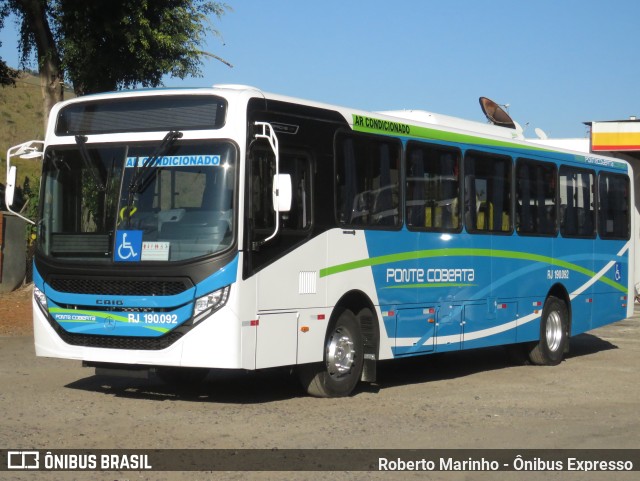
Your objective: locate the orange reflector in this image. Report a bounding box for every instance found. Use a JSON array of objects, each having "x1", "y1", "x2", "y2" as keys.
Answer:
[
  {"x1": 300, "y1": 326, "x2": 309, "y2": 333},
  {"x1": 427, "y1": 318, "x2": 435, "y2": 324}
]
